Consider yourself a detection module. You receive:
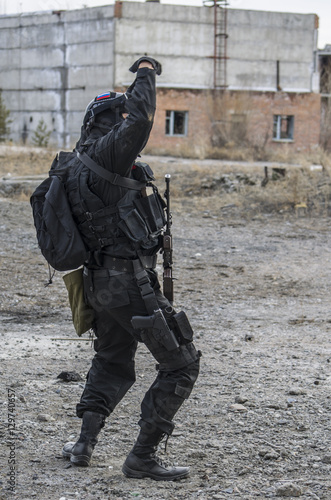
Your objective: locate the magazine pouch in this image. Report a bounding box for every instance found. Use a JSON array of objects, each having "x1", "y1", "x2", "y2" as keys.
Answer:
[{"x1": 117, "y1": 189, "x2": 166, "y2": 249}]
